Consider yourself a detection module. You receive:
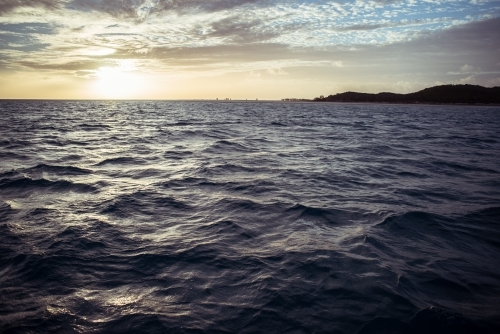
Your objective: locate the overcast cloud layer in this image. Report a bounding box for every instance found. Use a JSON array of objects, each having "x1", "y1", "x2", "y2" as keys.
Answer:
[{"x1": 0, "y1": 0, "x2": 499, "y2": 98}]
